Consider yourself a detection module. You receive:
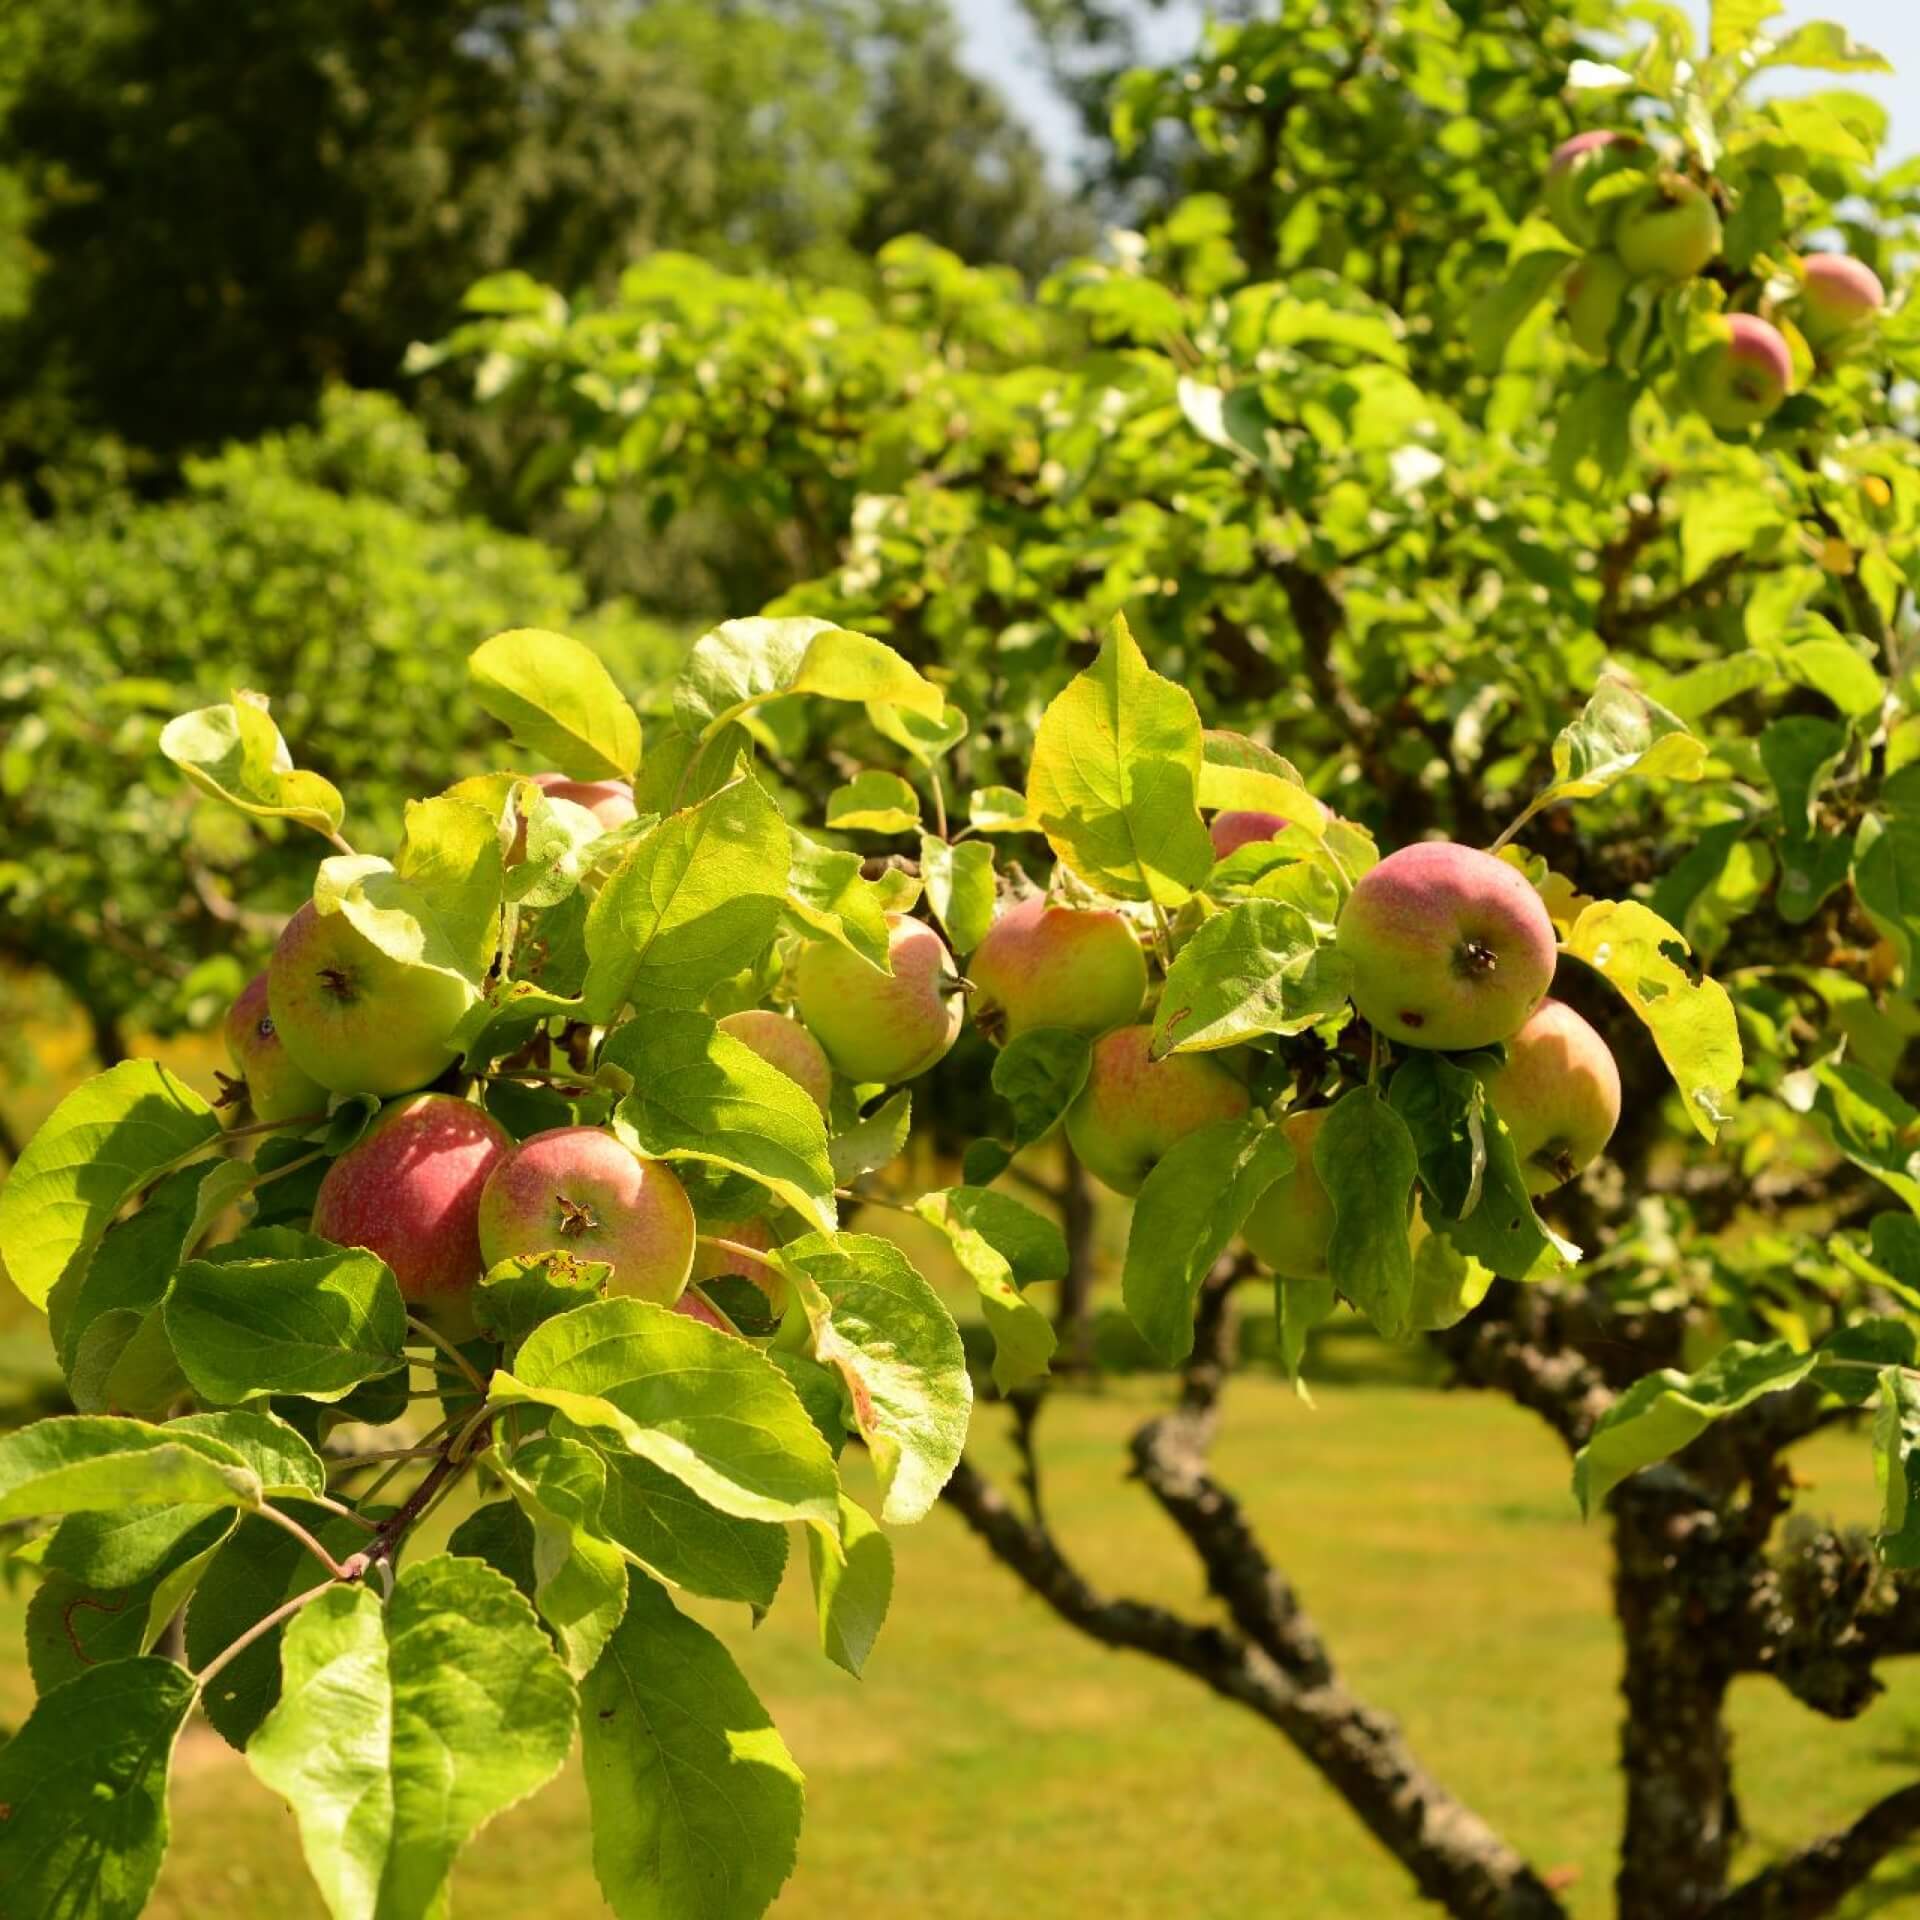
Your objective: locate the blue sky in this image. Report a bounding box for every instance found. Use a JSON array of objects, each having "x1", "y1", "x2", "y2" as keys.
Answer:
[{"x1": 956, "y1": 0, "x2": 1920, "y2": 176}]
